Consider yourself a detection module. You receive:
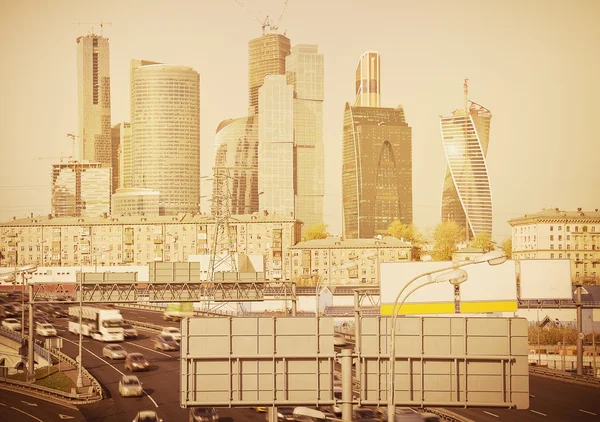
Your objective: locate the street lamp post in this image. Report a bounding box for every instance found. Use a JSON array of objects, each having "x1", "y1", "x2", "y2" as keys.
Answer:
[
  {"x1": 386, "y1": 250, "x2": 507, "y2": 420},
  {"x1": 76, "y1": 269, "x2": 83, "y2": 388}
]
